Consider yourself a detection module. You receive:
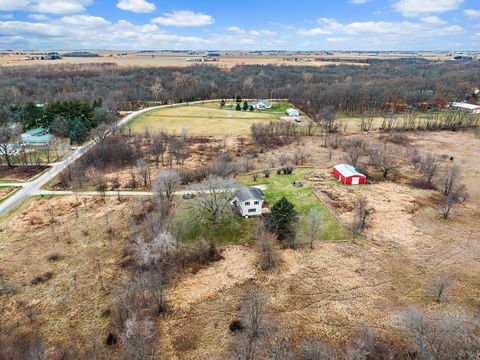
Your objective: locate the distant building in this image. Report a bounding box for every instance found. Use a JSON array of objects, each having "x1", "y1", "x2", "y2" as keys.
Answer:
[
  {"x1": 252, "y1": 100, "x2": 272, "y2": 109},
  {"x1": 450, "y1": 102, "x2": 480, "y2": 114},
  {"x1": 21, "y1": 128, "x2": 53, "y2": 146},
  {"x1": 333, "y1": 164, "x2": 367, "y2": 185},
  {"x1": 285, "y1": 108, "x2": 300, "y2": 117},
  {"x1": 232, "y1": 186, "x2": 265, "y2": 217},
  {"x1": 21, "y1": 127, "x2": 49, "y2": 140}
]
